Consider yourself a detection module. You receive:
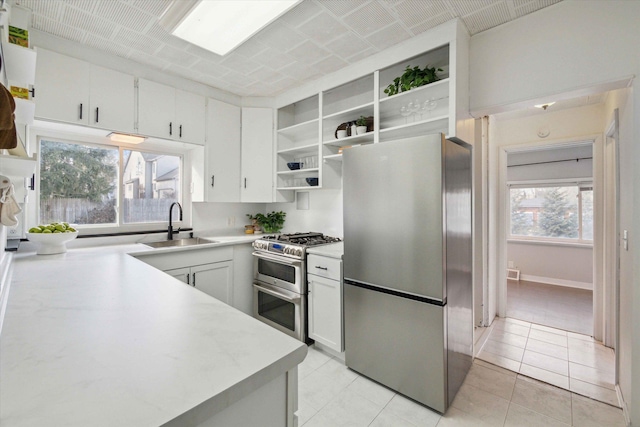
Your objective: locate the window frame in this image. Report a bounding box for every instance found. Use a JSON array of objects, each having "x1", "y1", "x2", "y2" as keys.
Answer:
[
  {"x1": 507, "y1": 181, "x2": 594, "y2": 246},
  {"x1": 37, "y1": 134, "x2": 189, "y2": 235}
]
